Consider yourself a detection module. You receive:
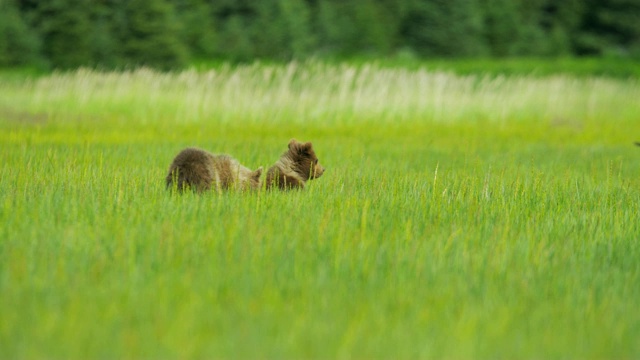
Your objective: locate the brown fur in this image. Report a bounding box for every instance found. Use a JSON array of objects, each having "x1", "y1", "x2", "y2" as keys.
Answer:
[
  {"x1": 166, "y1": 147, "x2": 262, "y2": 193},
  {"x1": 265, "y1": 139, "x2": 325, "y2": 190}
]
